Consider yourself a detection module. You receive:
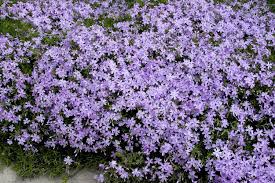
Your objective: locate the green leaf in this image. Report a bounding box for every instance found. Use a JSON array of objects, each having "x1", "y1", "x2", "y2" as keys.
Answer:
[
  {"x1": 83, "y1": 18, "x2": 95, "y2": 27},
  {"x1": 0, "y1": 18, "x2": 38, "y2": 41},
  {"x1": 42, "y1": 36, "x2": 61, "y2": 46},
  {"x1": 18, "y1": 62, "x2": 34, "y2": 75}
]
